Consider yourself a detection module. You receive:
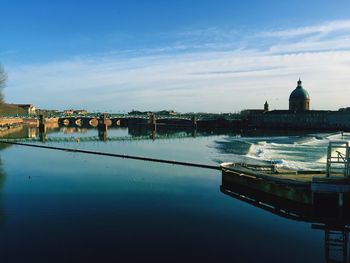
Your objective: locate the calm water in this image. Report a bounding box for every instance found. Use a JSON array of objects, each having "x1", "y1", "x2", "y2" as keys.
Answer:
[{"x1": 0, "y1": 126, "x2": 348, "y2": 262}]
